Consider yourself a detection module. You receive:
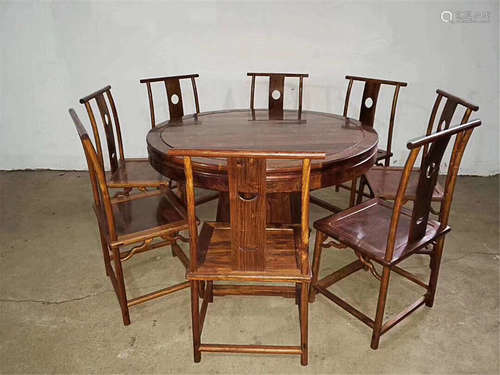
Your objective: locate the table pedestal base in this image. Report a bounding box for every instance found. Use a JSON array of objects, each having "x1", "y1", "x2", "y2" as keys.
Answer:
[{"x1": 216, "y1": 192, "x2": 301, "y2": 224}]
